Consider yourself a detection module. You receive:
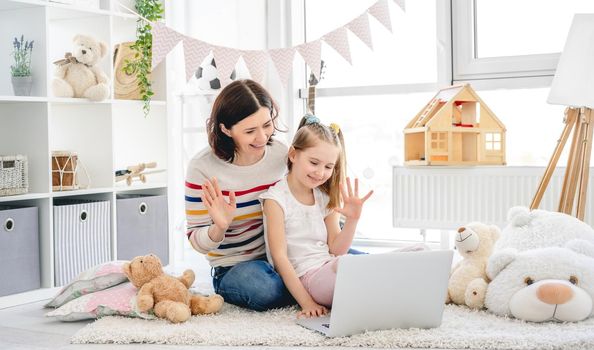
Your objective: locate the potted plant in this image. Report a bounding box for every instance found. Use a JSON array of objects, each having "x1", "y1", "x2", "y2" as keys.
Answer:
[{"x1": 10, "y1": 35, "x2": 34, "y2": 96}]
